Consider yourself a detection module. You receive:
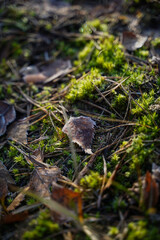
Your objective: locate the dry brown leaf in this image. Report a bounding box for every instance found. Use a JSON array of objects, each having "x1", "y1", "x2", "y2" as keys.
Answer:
[
  {"x1": 0, "y1": 211, "x2": 28, "y2": 224},
  {"x1": 62, "y1": 116, "x2": 96, "y2": 154},
  {"x1": 0, "y1": 101, "x2": 16, "y2": 136},
  {"x1": 43, "y1": 59, "x2": 72, "y2": 83},
  {"x1": 122, "y1": 31, "x2": 147, "y2": 51},
  {"x1": 23, "y1": 73, "x2": 47, "y2": 83},
  {"x1": 7, "y1": 118, "x2": 29, "y2": 144},
  {"x1": 29, "y1": 166, "x2": 61, "y2": 197},
  {"x1": 0, "y1": 161, "x2": 15, "y2": 200},
  {"x1": 141, "y1": 171, "x2": 159, "y2": 209},
  {"x1": 51, "y1": 186, "x2": 83, "y2": 223},
  {"x1": 22, "y1": 59, "x2": 72, "y2": 84}
]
